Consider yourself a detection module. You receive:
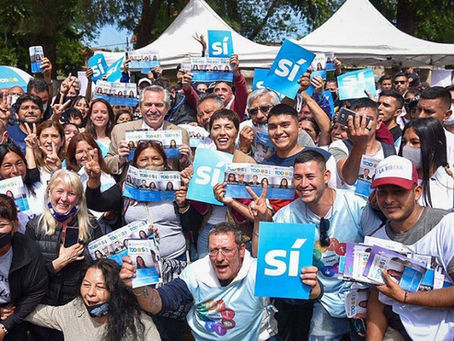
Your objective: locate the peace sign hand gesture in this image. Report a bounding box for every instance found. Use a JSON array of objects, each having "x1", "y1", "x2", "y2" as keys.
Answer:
[
  {"x1": 0, "y1": 92, "x2": 12, "y2": 122},
  {"x1": 246, "y1": 183, "x2": 270, "y2": 222},
  {"x1": 51, "y1": 99, "x2": 71, "y2": 122},
  {"x1": 60, "y1": 73, "x2": 77, "y2": 95},
  {"x1": 84, "y1": 149, "x2": 101, "y2": 179},
  {"x1": 41, "y1": 141, "x2": 62, "y2": 172},
  {"x1": 24, "y1": 123, "x2": 39, "y2": 149}
]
